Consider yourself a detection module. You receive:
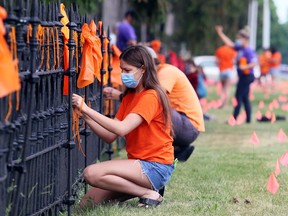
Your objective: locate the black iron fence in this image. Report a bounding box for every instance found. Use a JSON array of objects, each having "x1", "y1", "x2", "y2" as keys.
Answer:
[{"x1": 0, "y1": 0, "x2": 118, "y2": 215}]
